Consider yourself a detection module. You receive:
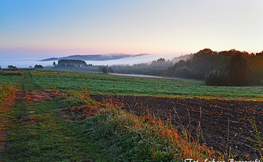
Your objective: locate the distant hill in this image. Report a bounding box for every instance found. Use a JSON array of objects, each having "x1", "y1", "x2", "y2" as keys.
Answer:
[
  {"x1": 41, "y1": 53, "x2": 148, "y2": 61},
  {"x1": 42, "y1": 57, "x2": 59, "y2": 61}
]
